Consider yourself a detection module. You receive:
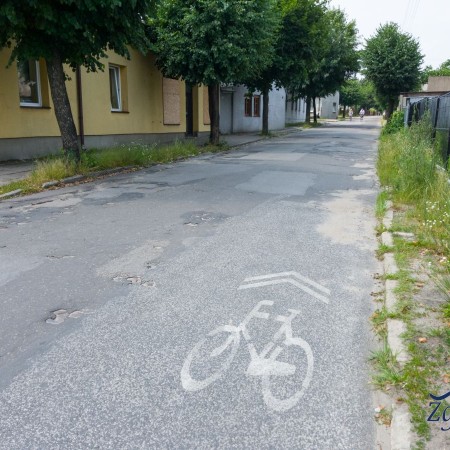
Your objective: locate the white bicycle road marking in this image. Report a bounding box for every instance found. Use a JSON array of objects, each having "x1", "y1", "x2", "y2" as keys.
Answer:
[
  {"x1": 238, "y1": 271, "x2": 330, "y2": 304},
  {"x1": 181, "y1": 300, "x2": 314, "y2": 412}
]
